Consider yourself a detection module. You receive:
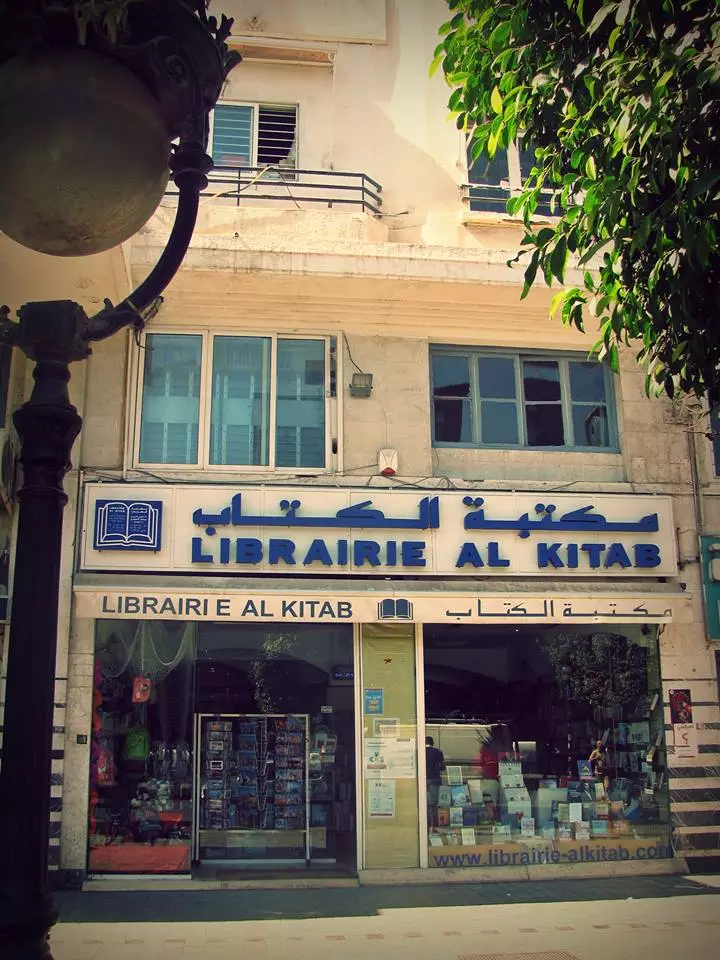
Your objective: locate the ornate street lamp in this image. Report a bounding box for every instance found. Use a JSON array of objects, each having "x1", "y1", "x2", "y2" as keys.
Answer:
[{"x1": 0, "y1": 2, "x2": 240, "y2": 955}]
